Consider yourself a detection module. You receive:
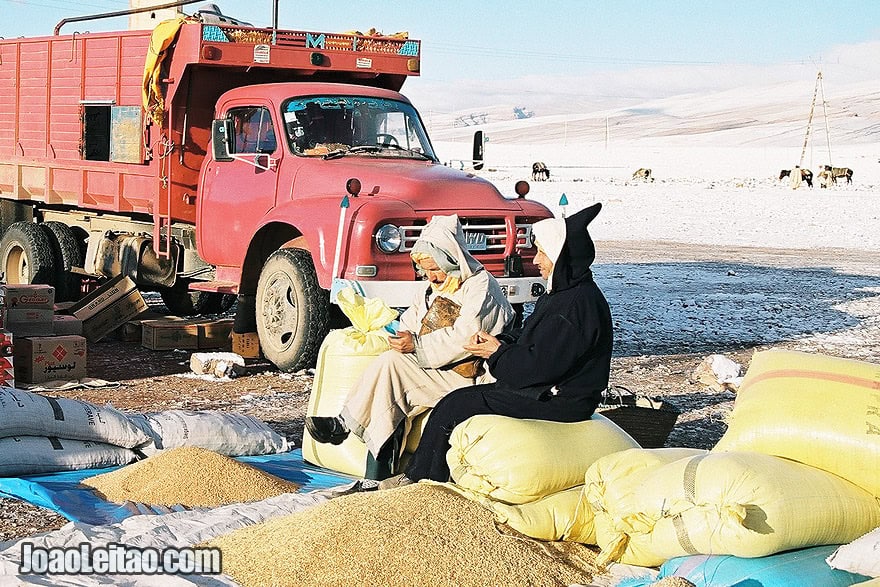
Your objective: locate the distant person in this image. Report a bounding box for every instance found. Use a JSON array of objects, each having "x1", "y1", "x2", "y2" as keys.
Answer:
[
  {"x1": 818, "y1": 166, "x2": 832, "y2": 188},
  {"x1": 380, "y1": 203, "x2": 613, "y2": 488},
  {"x1": 306, "y1": 215, "x2": 515, "y2": 479},
  {"x1": 790, "y1": 165, "x2": 803, "y2": 190}
]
